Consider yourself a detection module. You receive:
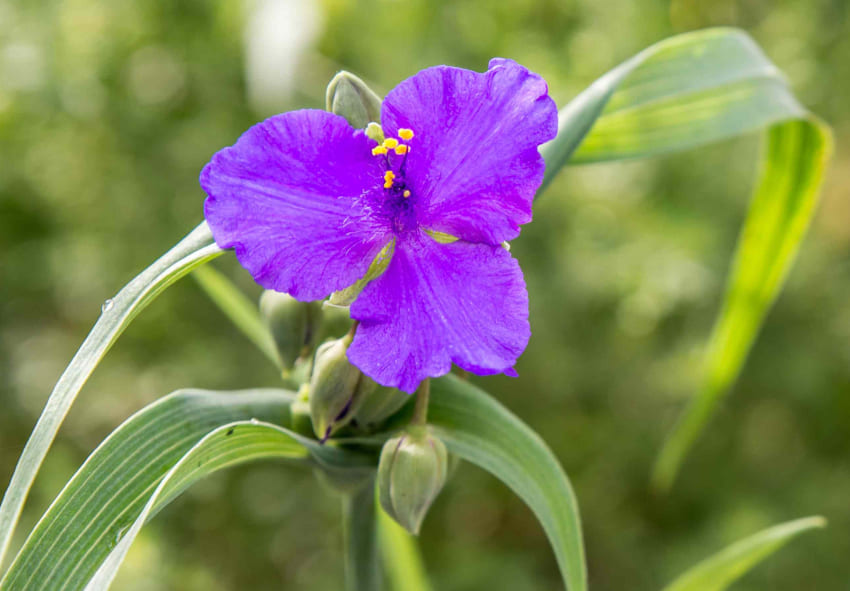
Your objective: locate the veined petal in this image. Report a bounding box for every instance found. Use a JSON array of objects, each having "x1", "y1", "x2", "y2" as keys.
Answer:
[
  {"x1": 348, "y1": 231, "x2": 530, "y2": 393},
  {"x1": 201, "y1": 109, "x2": 390, "y2": 301},
  {"x1": 381, "y1": 58, "x2": 557, "y2": 245}
]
